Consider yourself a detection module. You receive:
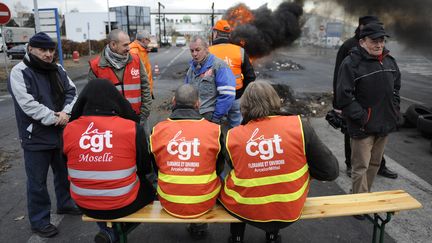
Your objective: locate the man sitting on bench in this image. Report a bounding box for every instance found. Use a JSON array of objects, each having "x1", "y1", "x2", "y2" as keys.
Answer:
[
  {"x1": 63, "y1": 79, "x2": 156, "y2": 243},
  {"x1": 150, "y1": 84, "x2": 226, "y2": 238},
  {"x1": 219, "y1": 81, "x2": 340, "y2": 243}
]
